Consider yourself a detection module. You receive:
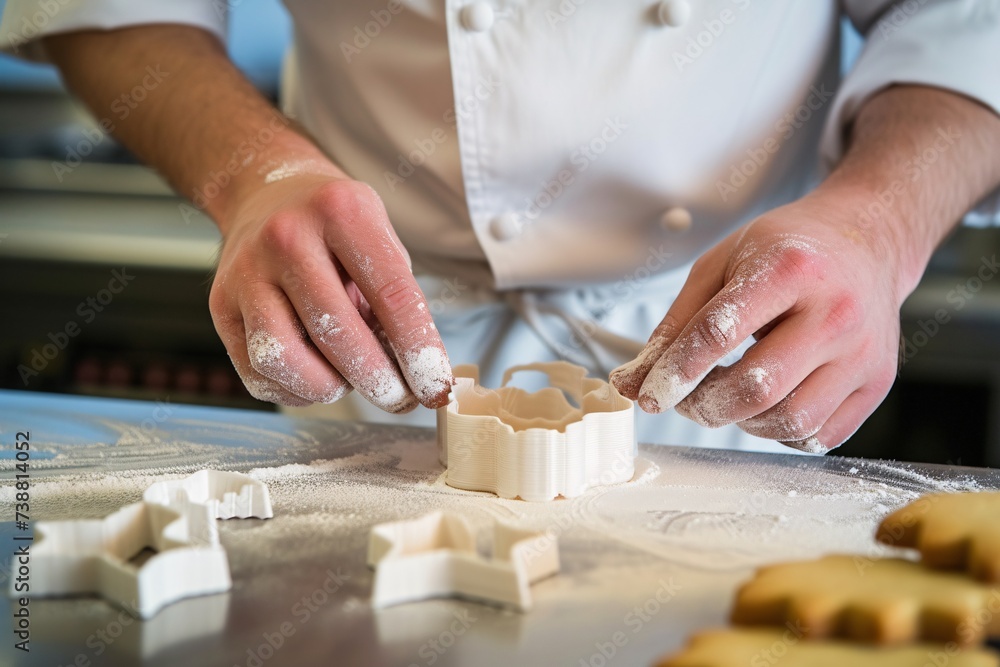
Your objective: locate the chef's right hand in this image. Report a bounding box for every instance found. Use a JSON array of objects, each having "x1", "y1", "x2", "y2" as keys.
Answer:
[{"x1": 210, "y1": 172, "x2": 453, "y2": 411}]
